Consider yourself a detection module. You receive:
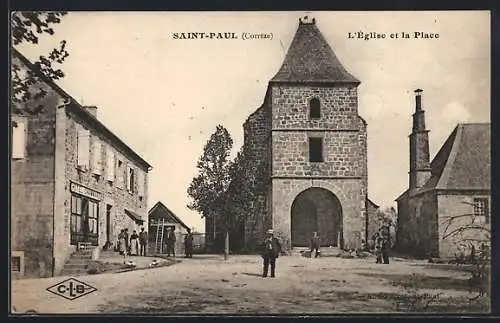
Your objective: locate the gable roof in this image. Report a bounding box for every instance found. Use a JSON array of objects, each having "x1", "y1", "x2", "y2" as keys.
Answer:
[
  {"x1": 399, "y1": 123, "x2": 490, "y2": 200},
  {"x1": 148, "y1": 201, "x2": 190, "y2": 230},
  {"x1": 367, "y1": 198, "x2": 380, "y2": 209},
  {"x1": 270, "y1": 19, "x2": 360, "y2": 85},
  {"x1": 435, "y1": 123, "x2": 490, "y2": 190},
  {"x1": 12, "y1": 48, "x2": 153, "y2": 171}
]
